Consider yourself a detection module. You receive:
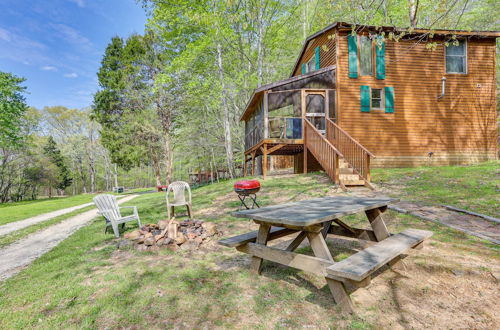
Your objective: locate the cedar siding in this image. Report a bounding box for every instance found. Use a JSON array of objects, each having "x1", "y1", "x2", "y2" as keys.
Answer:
[
  {"x1": 292, "y1": 25, "x2": 498, "y2": 167},
  {"x1": 292, "y1": 31, "x2": 337, "y2": 76}
]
